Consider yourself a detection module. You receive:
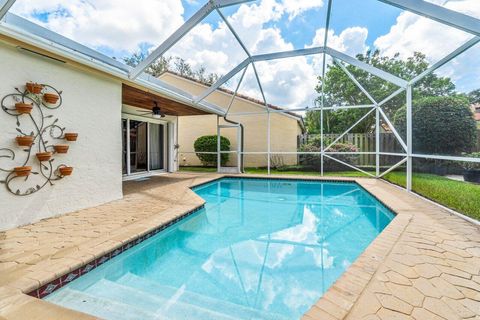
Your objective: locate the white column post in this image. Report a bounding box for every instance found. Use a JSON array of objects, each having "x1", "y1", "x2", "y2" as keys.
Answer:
[
  {"x1": 126, "y1": 119, "x2": 131, "y2": 176},
  {"x1": 406, "y1": 85, "x2": 413, "y2": 191},
  {"x1": 237, "y1": 125, "x2": 241, "y2": 173},
  {"x1": 217, "y1": 116, "x2": 221, "y2": 173},
  {"x1": 267, "y1": 111, "x2": 271, "y2": 175},
  {"x1": 147, "y1": 122, "x2": 151, "y2": 172},
  {"x1": 376, "y1": 107, "x2": 380, "y2": 177},
  {"x1": 176, "y1": 117, "x2": 179, "y2": 172},
  {"x1": 321, "y1": 102, "x2": 324, "y2": 176}
]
